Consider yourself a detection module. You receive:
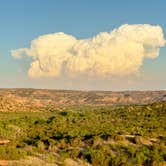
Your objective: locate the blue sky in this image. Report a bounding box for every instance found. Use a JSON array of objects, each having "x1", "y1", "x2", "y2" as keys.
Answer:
[{"x1": 0, "y1": 0, "x2": 166, "y2": 90}]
